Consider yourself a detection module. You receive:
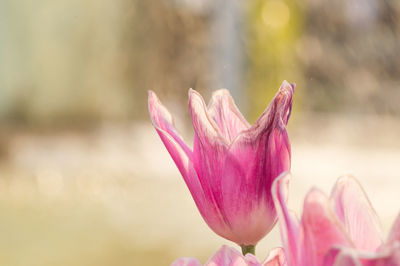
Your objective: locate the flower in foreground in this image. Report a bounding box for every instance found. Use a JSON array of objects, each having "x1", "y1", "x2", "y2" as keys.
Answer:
[
  {"x1": 272, "y1": 173, "x2": 400, "y2": 266},
  {"x1": 148, "y1": 81, "x2": 295, "y2": 249},
  {"x1": 171, "y1": 245, "x2": 286, "y2": 266}
]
